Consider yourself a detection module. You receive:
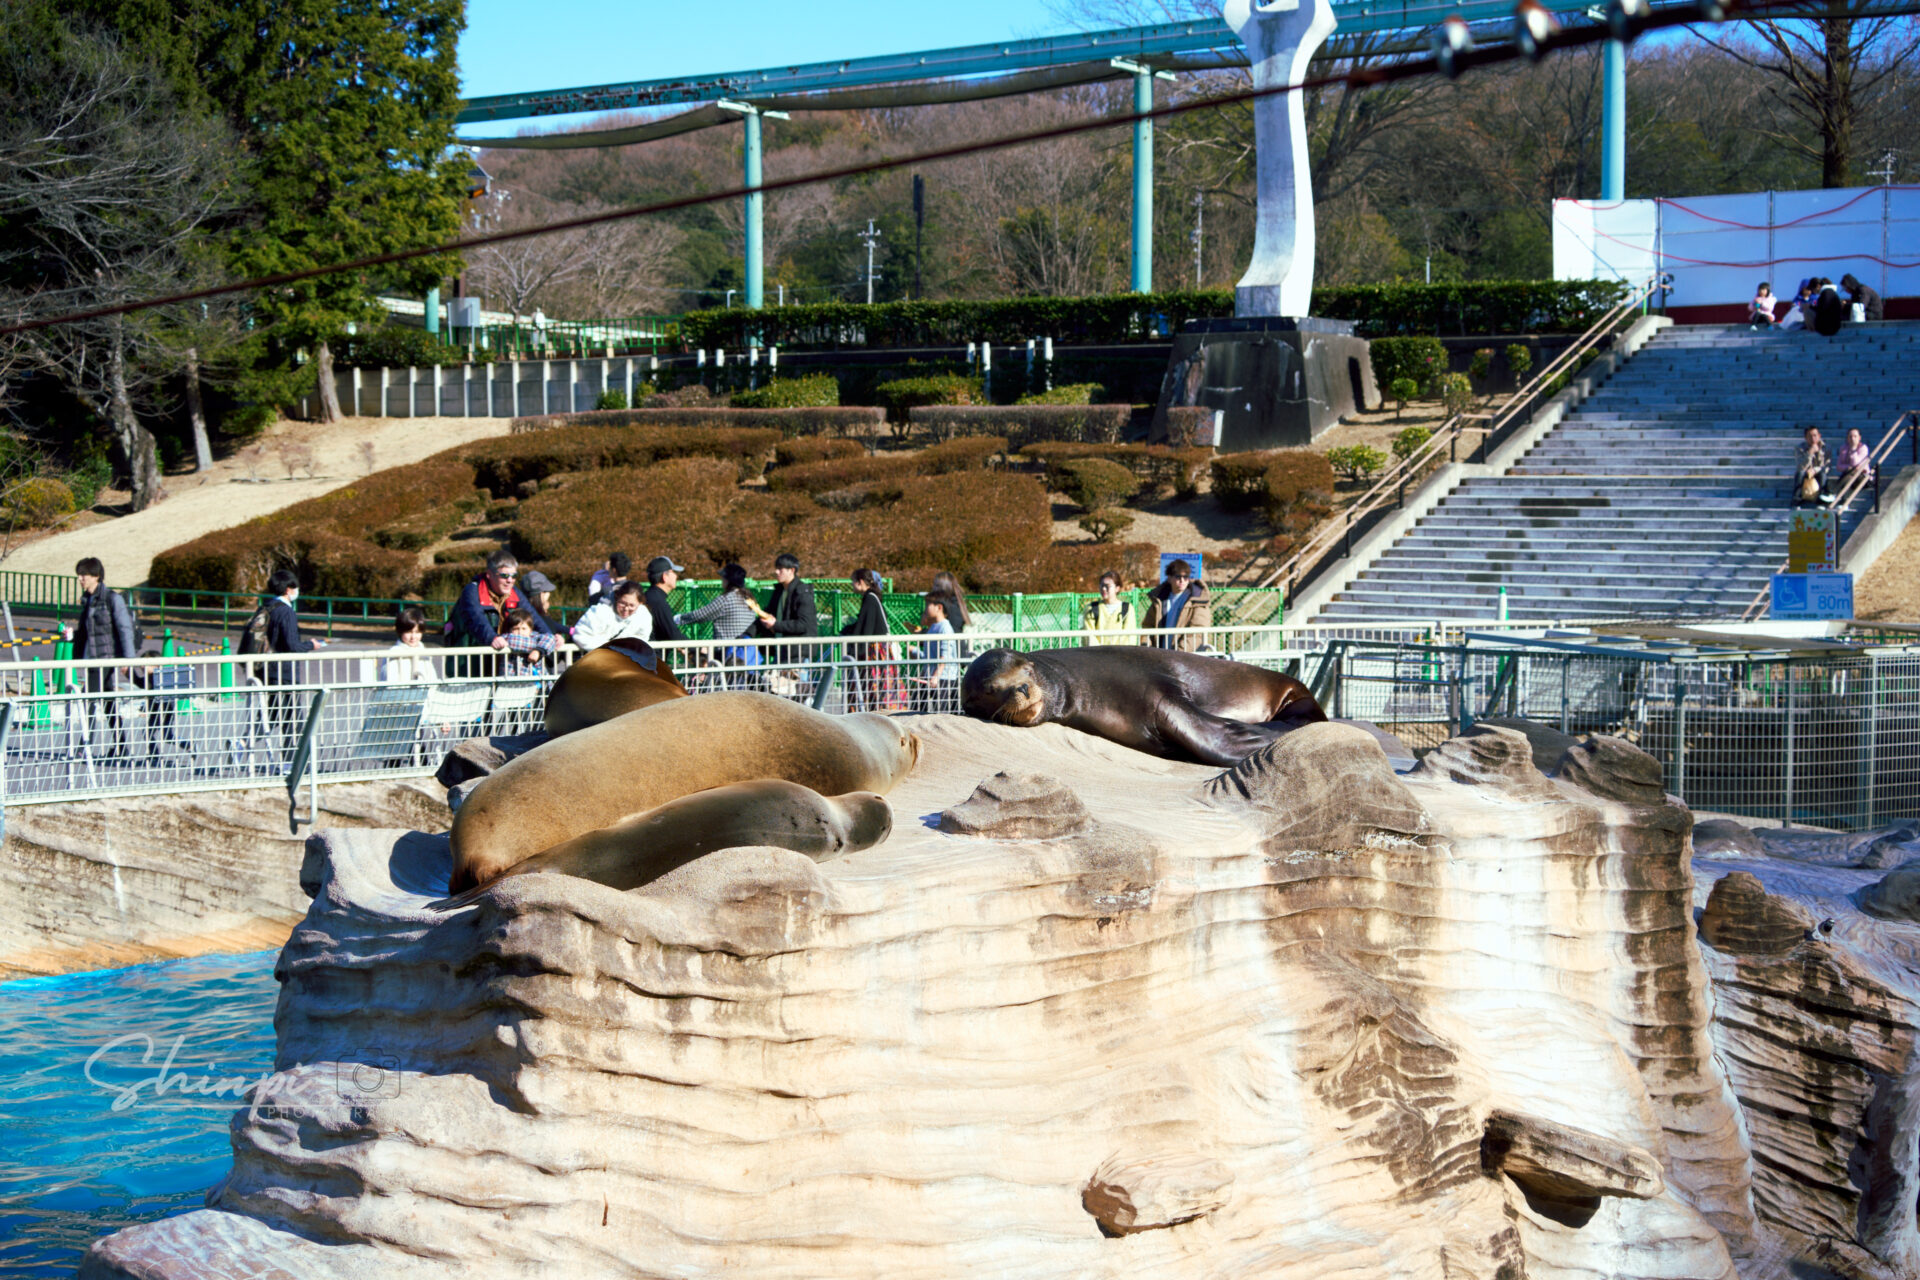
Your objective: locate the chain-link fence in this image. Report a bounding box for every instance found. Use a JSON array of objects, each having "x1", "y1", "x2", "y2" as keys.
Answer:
[{"x1": 1316, "y1": 639, "x2": 1920, "y2": 829}]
